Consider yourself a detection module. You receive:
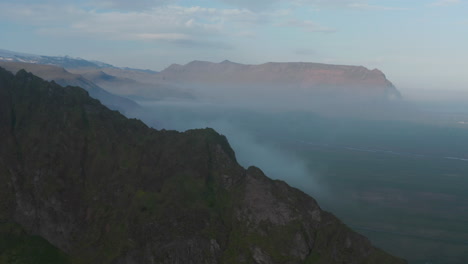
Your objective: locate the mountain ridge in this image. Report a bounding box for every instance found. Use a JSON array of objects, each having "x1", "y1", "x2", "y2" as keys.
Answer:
[
  {"x1": 0, "y1": 61, "x2": 139, "y2": 114},
  {"x1": 0, "y1": 49, "x2": 402, "y2": 104},
  {"x1": 162, "y1": 60, "x2": 395, "y2": 85},
  {"x1": 159, "y1": 60, "x2": 402, "y2": 101},
  {"x1": 0, "y1": 49, "x2": 157, "y2": 73},
  {"x1": 0, "y1": 49, "x2": 114, "y2": 69}
]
